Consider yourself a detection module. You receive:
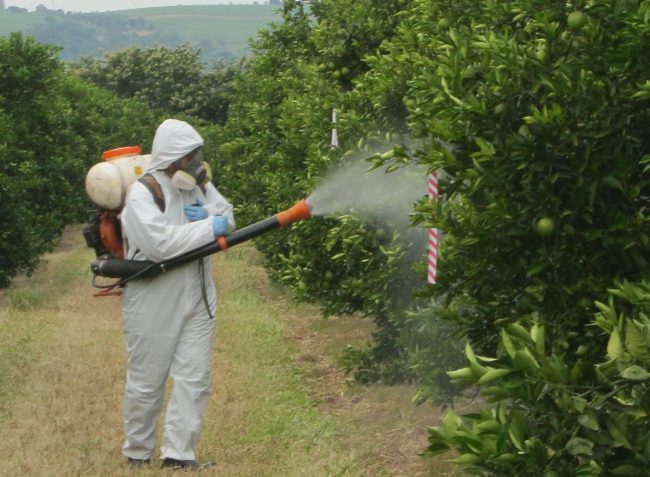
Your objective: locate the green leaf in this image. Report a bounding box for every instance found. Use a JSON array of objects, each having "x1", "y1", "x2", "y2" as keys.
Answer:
[
  {"x1": 602, "y1": 176, "x2": 623, "y2": 191},
  {"x1": 508, "y1": 425, "x2": 525, "y2": 451},
  {"x1": 500, "y1": 329, "x2": 516, "y2": 359},
  {"x1": 620, "y1": 365, "x2": 650, "y2": 381},
  {"x1": 578, "y1": 412, "x2": 600, "y2": 431},
  {"x1": 576, "y1": 461, "x2": 603, "y2": 476},
  {"x1": 625, "y1": 323, "x2": 650, "y2": 363},
  {"x1": 451, "y1": 453, "x2": 480, "y2": 464},
  {"x1": 566, "y1": 437, "x2": 594, "y2": 456},
  {"x1": 605, "y1": 417, "x2": 632, "y2": 448},
  {"x1": 531, "y1": 323, "x2": 545, "y2": 355},
  {"x1": 572, "y1": 396, "x2": 588, "y2": 413},
  {"x1": 611, "y1": 464, "x2": 646, "y2": 476},
  {"x1": 525, "y1": 260, "x2": 550, "y2": 277},
  {"x1": 513, "y1": 348, "x2": 541, "y2": 374},
  {"x1": 506, "y1": 323, "x2": 534, "y2": 344},
  {"x1": 475, "y1": 420, "x2": 501, "y2": 434},
  {"x1": 507, "y1": 413, "x2": 527, "y2": 451},
  {"x1": 478, "y1": 367, "x2": 511, "y2": 384},
  {"x1": 607, "y1": 328, "x2": 623, "y2": 360},
  {"x1": 594, "y1": 300, "x2": 617, "y2": 322},
  {"x1": 494, "y1": 452, "x2": 518, "y2": 463},
  {"x1": 481, "y1": 385, "x2": 511, "y2": 401},
  {"x1": 465, "y1": 342, "x2": 487, "y2": 376},
  {"x1": 442, "y1": 410, "x2": 461, "y2": 432},
  {"x1": 446, "y1": 367, "x2": 476, "y2": 380},
  {"x1": 612, "y1": 398, "x2": 647, "y2": 417},
  {"x1": 524, "y1": 285, "x2": 546, "y2": 303}
]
